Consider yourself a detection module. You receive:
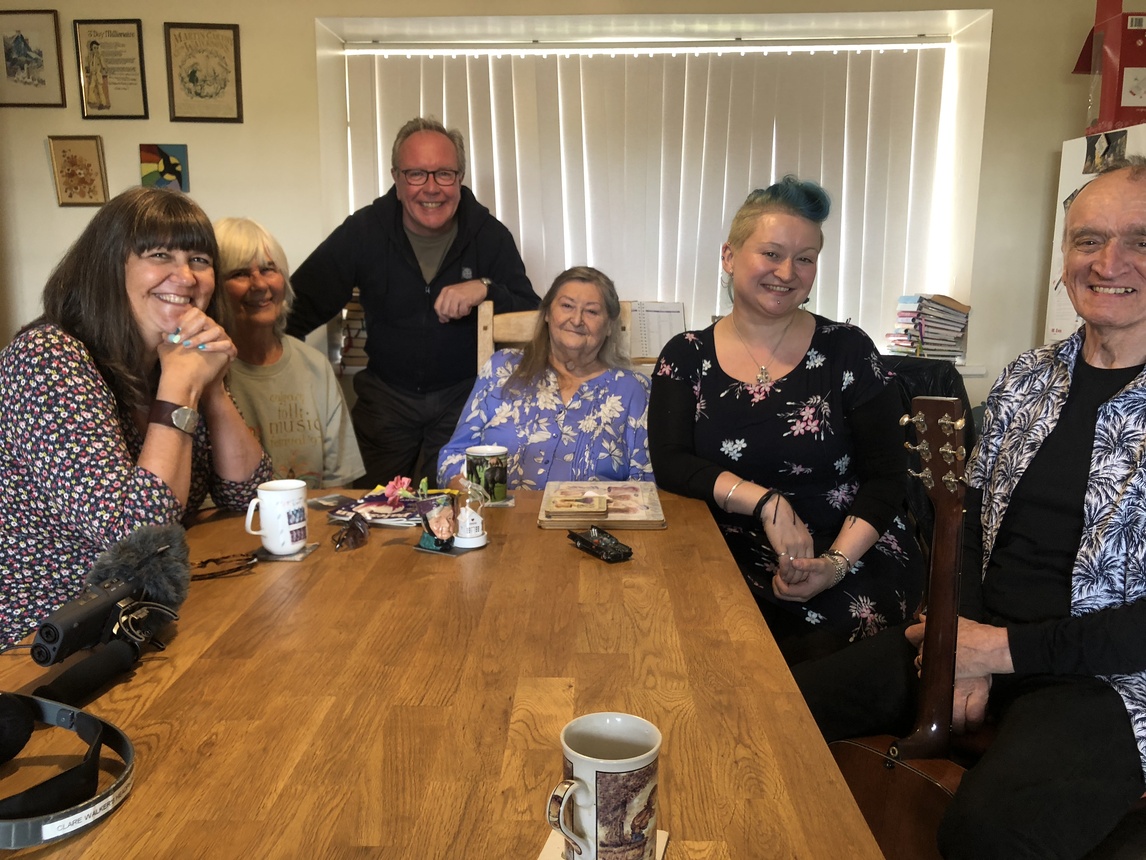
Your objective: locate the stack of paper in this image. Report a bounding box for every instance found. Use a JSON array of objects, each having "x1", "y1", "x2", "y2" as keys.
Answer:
[{"x1": 886, "y1": 294, "x2": 970, "y2": 362}]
